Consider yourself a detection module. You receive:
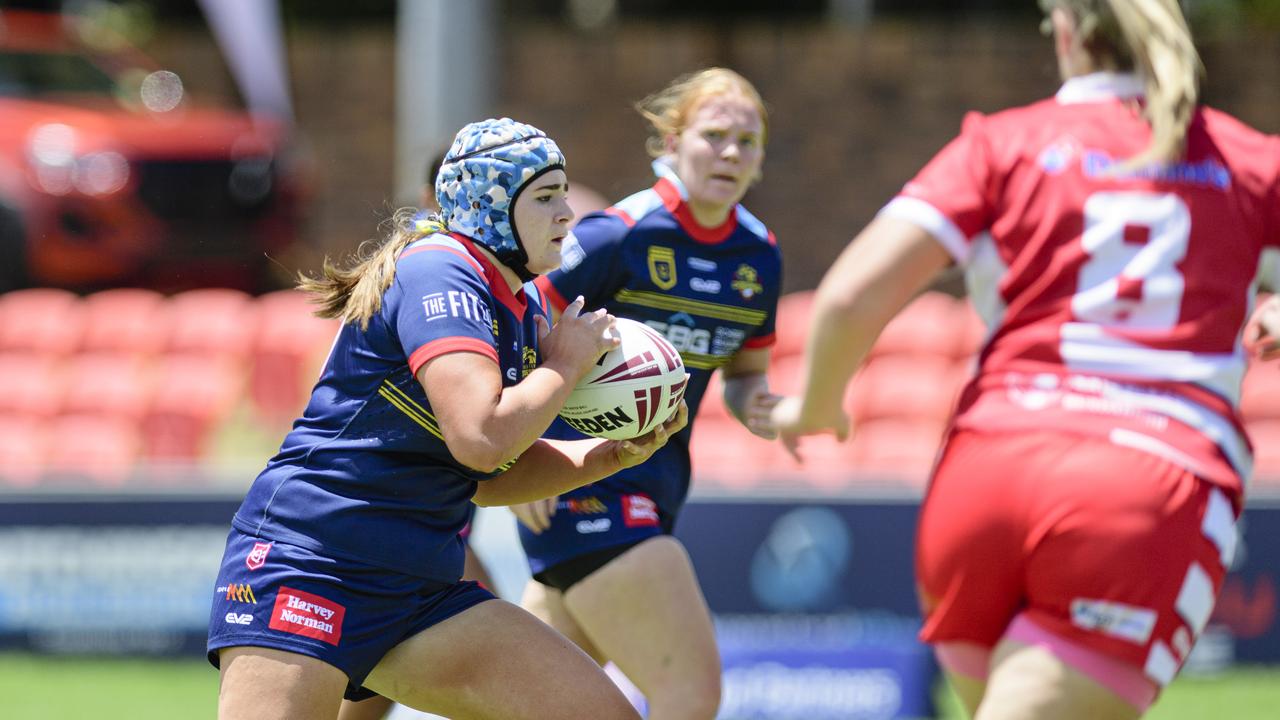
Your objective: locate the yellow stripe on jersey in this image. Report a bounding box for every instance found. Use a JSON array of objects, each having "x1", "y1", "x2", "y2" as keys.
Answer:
[
  {"x1": 680, "y1": 352, "x2": 733, "y2": 370},
  {"x1": 613, "y1": 289, "x2": 766, "y2": 325},
  {"x1": 380, "y1": 380, "x2": 517, "y2": 472},
  {"x1": 379, "y1": 381, "x2": 443, "y2": 439}
]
